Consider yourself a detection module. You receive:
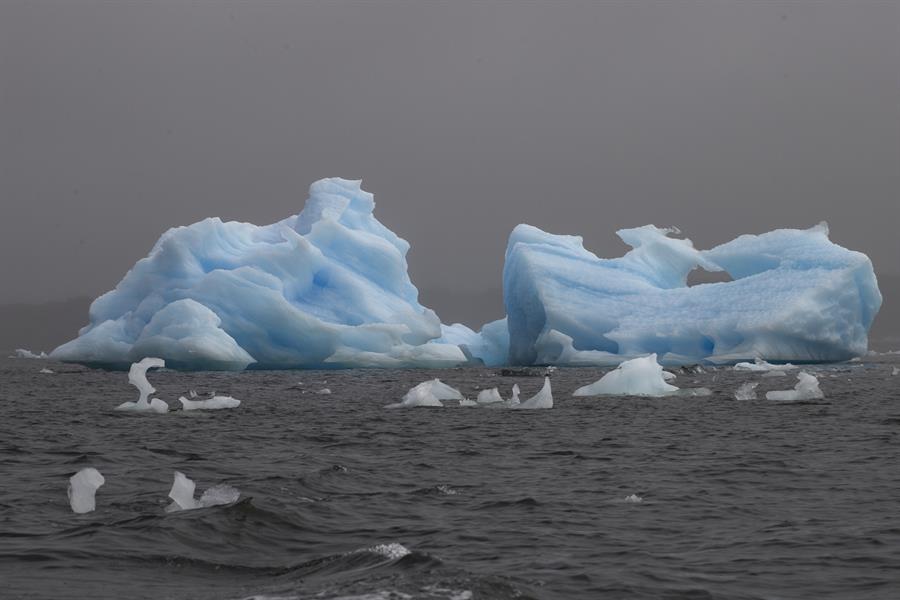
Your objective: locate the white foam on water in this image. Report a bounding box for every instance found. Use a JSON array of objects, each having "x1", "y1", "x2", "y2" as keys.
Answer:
[
  {"x1": 167, "y1": 471, "x2": 240, "y2": 512},
  {"x1": 364, "y1": 543, "x2": 411, "y2": 560},
  {"x1": 39, "y1": 368, "x2": 54, "y2": 374}
]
